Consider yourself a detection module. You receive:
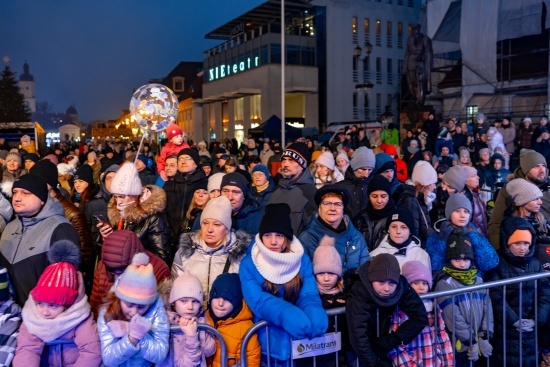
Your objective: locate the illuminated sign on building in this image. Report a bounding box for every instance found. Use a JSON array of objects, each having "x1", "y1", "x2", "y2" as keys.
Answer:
[{"x1": 208, "y1": 57, "x2": 259, "y2": 81}]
